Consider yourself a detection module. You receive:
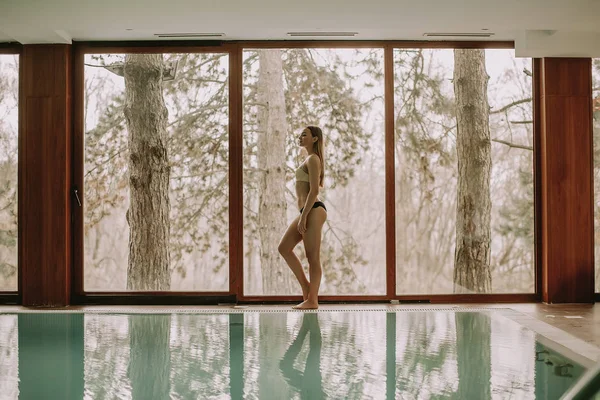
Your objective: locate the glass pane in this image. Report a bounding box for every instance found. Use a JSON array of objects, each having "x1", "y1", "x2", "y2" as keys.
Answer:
[
  {"x1": 394, "y1": 49, "x2": 534, "y2": 294},
  {"x1": 84, "y1": 53, "x2": 229, "y2": 291},
  {"x1": 242, "y1": 49, "x2": 386, "y2": 296},
  {"x1": 593, "y1": 59, "x2": 600, "y2": 294},
  {"x1": 0, "y1": 54, "x2": 18, "y2": 292}
]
